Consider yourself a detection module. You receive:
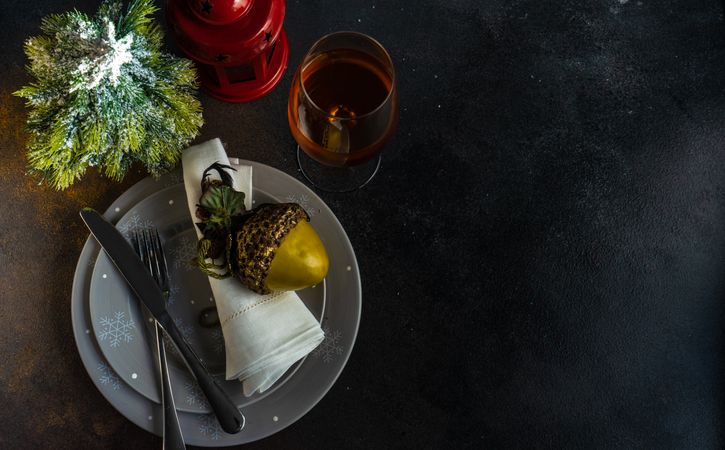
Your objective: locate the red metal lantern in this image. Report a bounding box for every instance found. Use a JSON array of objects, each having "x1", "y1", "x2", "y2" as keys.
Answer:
[{"x1": 167, "y1": 0, "x2": 289, "y2": 102}]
